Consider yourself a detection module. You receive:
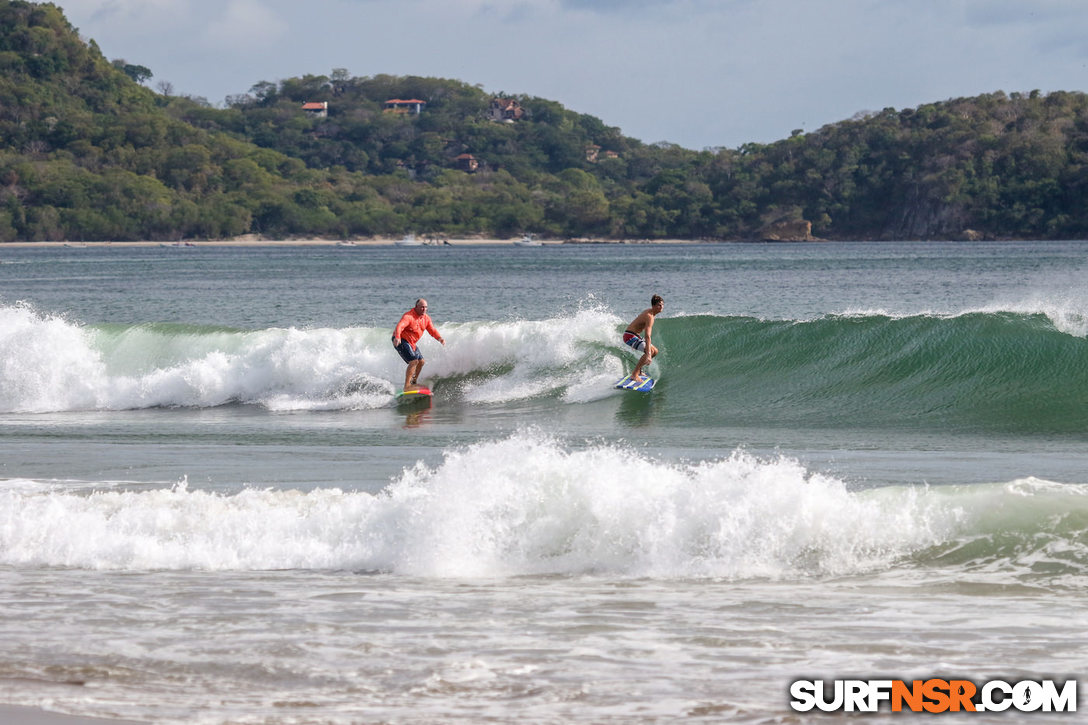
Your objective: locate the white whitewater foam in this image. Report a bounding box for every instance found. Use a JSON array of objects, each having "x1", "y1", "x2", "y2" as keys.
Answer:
[
  {"x1": 839, "y1": 292, "x2": 1088, "y2": 338},
  {"x1": 448, "y1": 309, "x2": 625, "y2": 404},
  {"x1": 973, "y1": 294, "x2": 1088, "y2": 338},
  {"x1": 0, "y1": 304, "x2": 630, "y2": 412},
  {"x1": 0, "y1": 434, "x2": 970, "y2": 578},
  {"x1": 0, "y1": 303, "x2": 107, "y2": 411}
]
